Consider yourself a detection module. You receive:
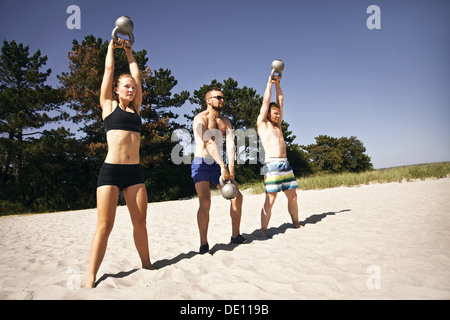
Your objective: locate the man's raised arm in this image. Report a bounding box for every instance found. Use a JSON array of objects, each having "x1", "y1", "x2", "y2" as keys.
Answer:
[
  {"x1": 274, "y1": 77, "x2": 283, "y2": 120},
  {"x1": 257, "y1": 77, "x2": 274, "y2": 125}
]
